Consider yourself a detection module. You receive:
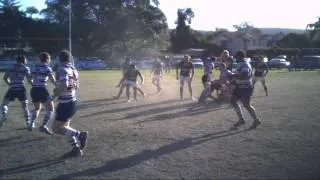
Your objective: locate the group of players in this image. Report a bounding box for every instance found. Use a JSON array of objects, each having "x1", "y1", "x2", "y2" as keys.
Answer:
[
  {"x1": 113, "y1": 49, "x2": 269, "y2": 130},
  {"x1": 0, "y1": 51, "x2": 87, "y2": 157},
  {"x1": 0, "y1": 49, "x2": 269, "y2": 157}
]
